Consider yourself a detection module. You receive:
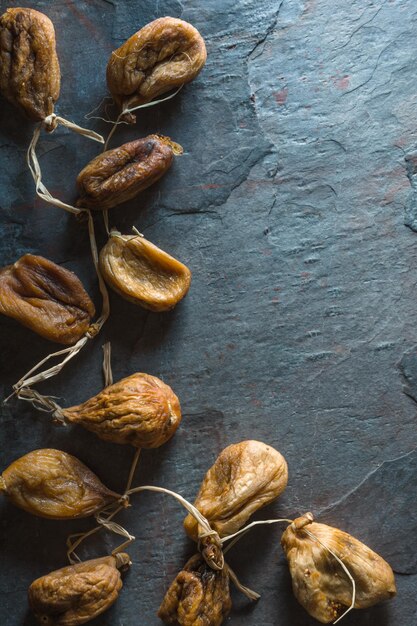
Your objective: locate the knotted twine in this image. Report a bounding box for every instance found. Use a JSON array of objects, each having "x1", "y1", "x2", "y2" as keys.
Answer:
[{"x1": 6, "y1": 115, "x2": 110, "y2": 408}]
